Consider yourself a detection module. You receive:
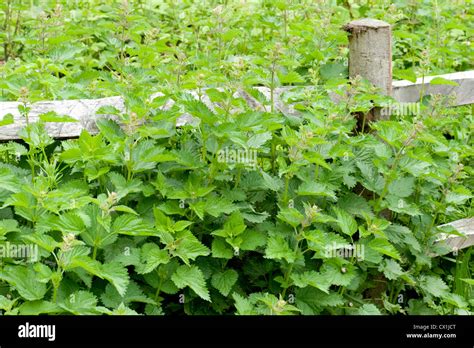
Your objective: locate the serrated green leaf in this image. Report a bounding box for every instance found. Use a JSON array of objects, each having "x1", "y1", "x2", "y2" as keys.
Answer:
[
  {"x1": 388, "y1": 176, "x2": 415, "y2": 198},
  {"x1": 333, "y1": 207, "x2": 358, "y2": 237},
  {"x1": 355, "y1": 303, "x2": 382, "y2": 315},
  {"x1": 0, "y1": 265, "x2": 47, "y2": 301},
  {"x1": 171, "y1": 265, "x2": 210, "y2": 301},
  {"x1": 112, "y1": 214, "x2": 156, "y2": 236},
  {"x1": 18, "y1": 300, "x2": 63, "y2": 315},
  {"x1": 171, "y1": 230, "x2": 210, "y2": 265},
  {"x1": 419, "y1": 275, "x2": 449, "y2": 298},
  {"x1": 264, "y1": 234, "x2": 295, "y2": 263},
  {"x1": 277, "y1": 208, "x2": 304, "y2": 228},
  {"x1": 368, "y1": 237, "x2": 401, "y2": 261},
  {"x1": 261, "y1": 171, "x2": 282, "y2": 191},
  {"x1": 59, "y1": 291, "x2": 99, "y2": 315},
  {"x1": 136, "y1": 243, "x2": 170, "y2": 274},
  {"x1": 297, "y1": 182, "x2": 336, "y2": 198},
  {"x1": 211, "y1": 238, "x2": 233, "y2": 259},
  {"x1": 211, "y1": 269, "x2": 238, "y2": 296},
  {"x1": 378, "y1": 259, "x2": 404, "y2": 280},
  {"x1": 101, "y1": 262, "x2": 130, "y2": 297}
]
